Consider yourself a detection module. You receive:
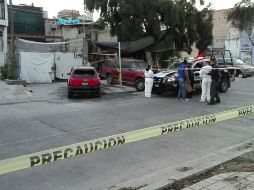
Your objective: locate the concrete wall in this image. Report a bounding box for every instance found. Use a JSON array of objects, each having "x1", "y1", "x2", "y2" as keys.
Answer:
[
  {"x1": 44, "y1": 19, "x2": 62, "y2": 40},
  {"x1": 225, "y1": 28, "x2": 241, "y2": 58},
  {"x1": 97, "y1": 26, "x2": 117, "y2": 42},
  {"x1": 225, "y1": 28, "x2": 254, "y2": 65},
  {"x1": 0, "y1": 0, "x2": 8, "y2": 65},
  {"x1": 62, "y1": 27, "x2": 78, "y2": 40},
  {"x1": 67, "y1": 38, "x2": 83, "y2": 52},
  {"x1": 212, "y1": 9, "x2": 231, "y2": 49},
  {"x1": 240, "y1": 31, "x2": 254, "y2": 65}
]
